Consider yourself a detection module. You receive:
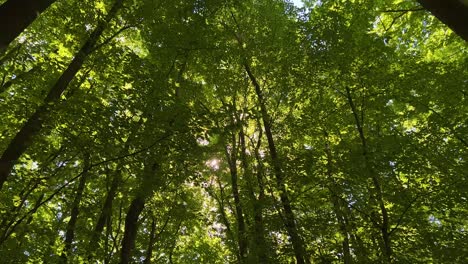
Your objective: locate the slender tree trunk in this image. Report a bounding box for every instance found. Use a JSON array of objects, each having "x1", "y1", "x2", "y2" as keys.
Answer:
[
  {"x1": 104, "y1": 213, "x2": 112, "y2": 263},
  {"x1": 244, "y1": 63, "x2": 308, "y2": 264},
  {"x1": 87, "y1": 169, "x2": 122, "y2": 260},
  {"x1": 417, "y1": 0, "x2": 468, "y2": 41},
  {"x1": 0, "y1": 0, "x2": 124, "y2": 191},
  {"x1": 335, "y1": 197, "x2": 352, "y2": 263},
  {"x1": 120, "y1": 196, "x2": 145, "y2": 264},
  {"x1": 324, "y1": 134, "x2": 351, "y2": 264},
  {"x1": 60, "y1": 156, "x2": 91, "y2": 263},
  {"x1": 345, "y1": 87, "x2": 392, "y2": 262},
  {"x1": 230, "y1": 146, "x2": 247, "y2": 263},
  {"x1": 88, "y1": 123, "x2": 143, "y2": 260},
  {"x1": 240, "y1": 128, "x2": 269, "y2": 263},
  {"x1": 225, "y1": 136, "x2": 248, "y2": 262},
  {"x1": 210, "y1": 175, "x2": 239, "y2": 258},
  {"x1": 168, "y1": 220, "x2": 182, "y2": 264},
  {"x1": 106, "y1": 202, "x2": 124, "y2": 264},
  {"x1": 144, "y1": 217, "x2": 157, "y2": 264},
  {"x1": 0, "y1": 0, "x2": 57, "y2": 52},
  {"x1": 120, "y1": 162, "x2": 159, "y2": 264}
]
